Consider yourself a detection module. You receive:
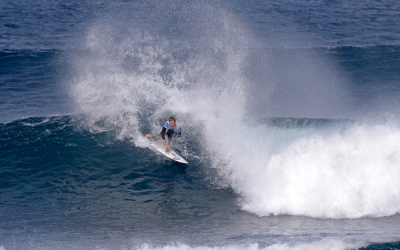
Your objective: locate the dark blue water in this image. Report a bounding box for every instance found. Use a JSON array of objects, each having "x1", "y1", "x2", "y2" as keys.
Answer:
[{"x1": 1, "y1": 1, "x2": 400, "y2": 249}]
